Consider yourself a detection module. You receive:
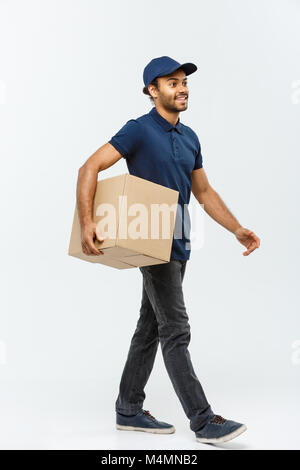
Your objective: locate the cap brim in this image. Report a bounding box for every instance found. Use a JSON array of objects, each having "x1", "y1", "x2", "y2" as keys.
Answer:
[
  {"x1": 155, "y1": 62, "x2": 197, "y2": 80},
  {"x1": 179, "y1": 62, "x2": 197, "y2": 76},
  {"x1": 149, "y1": 62, "x2": 197, "y2": 86}
]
